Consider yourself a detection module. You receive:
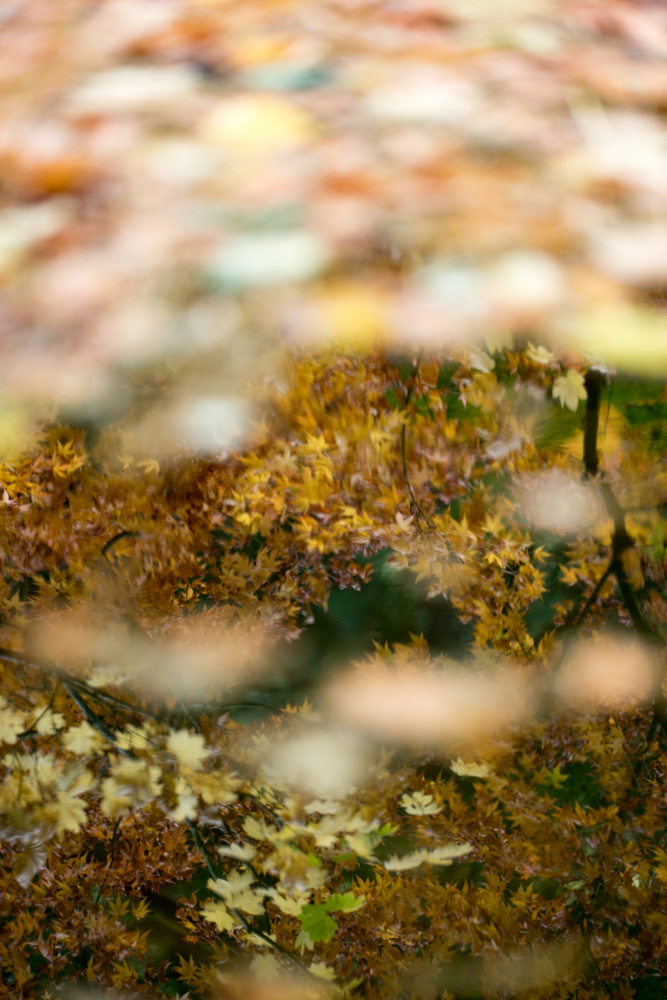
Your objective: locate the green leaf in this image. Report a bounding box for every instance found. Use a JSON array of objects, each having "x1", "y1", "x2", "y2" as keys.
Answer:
[
  {"x1": 385, "y1": 388, "x2": 402, "y2": 410},
  {"x1": 376, "y1": 822, "x2": 399, "y2": 837},
  {"x1": 324, "y1": 891, "x2": 366, "y2": 913},
  {"x1": 413, "y1": 394, "x2": 435, "y2": 420},
  {"x1": 436, "y1": 360, "x2": 459, "y2": 390},
  {"x1": 298, "y1": 904, "x2": 338, "y2": 943},
  {"x1": 393, "y1": 356, "x2": 416, "y2": 382},
  {"x1": 539, "y1": 764, "x2": 568, "y2": 790}
]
